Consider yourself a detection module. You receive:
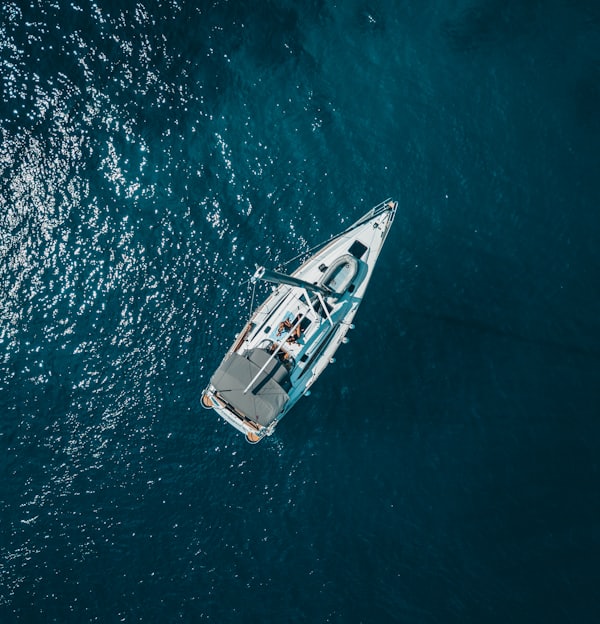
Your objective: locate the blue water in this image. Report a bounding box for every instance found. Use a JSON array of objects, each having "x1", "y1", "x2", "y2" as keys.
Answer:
[{"x1": 1, "y1": 1, "x2": 599, "y2": 622}]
